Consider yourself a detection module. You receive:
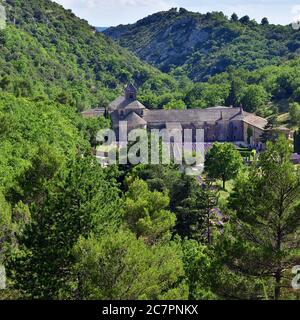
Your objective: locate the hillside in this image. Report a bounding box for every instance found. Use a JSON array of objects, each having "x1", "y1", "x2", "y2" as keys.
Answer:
[
  {"x1": 0, "y1": 1, "x2": 299, "y2": 302},
  {"x1": 104, "y1": 8, "x2": 300, "y2": 81},
  {"x1": 0, "y1": 0, "x2": 180, "y2": 110}
]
